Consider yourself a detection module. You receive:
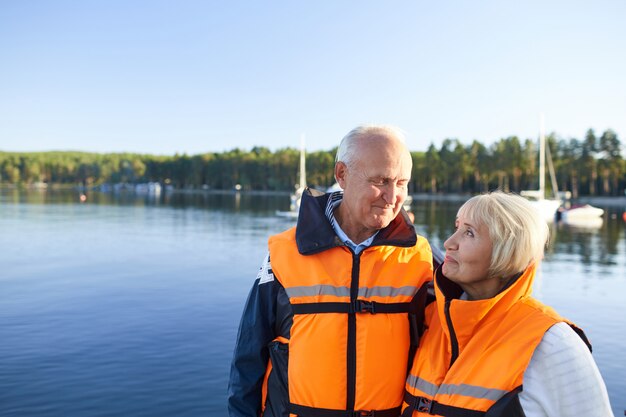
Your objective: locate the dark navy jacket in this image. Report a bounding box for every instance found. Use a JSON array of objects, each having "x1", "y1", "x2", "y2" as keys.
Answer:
[{"x1": 227, "y1": 190, "x2": 443, "y2": 417}]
